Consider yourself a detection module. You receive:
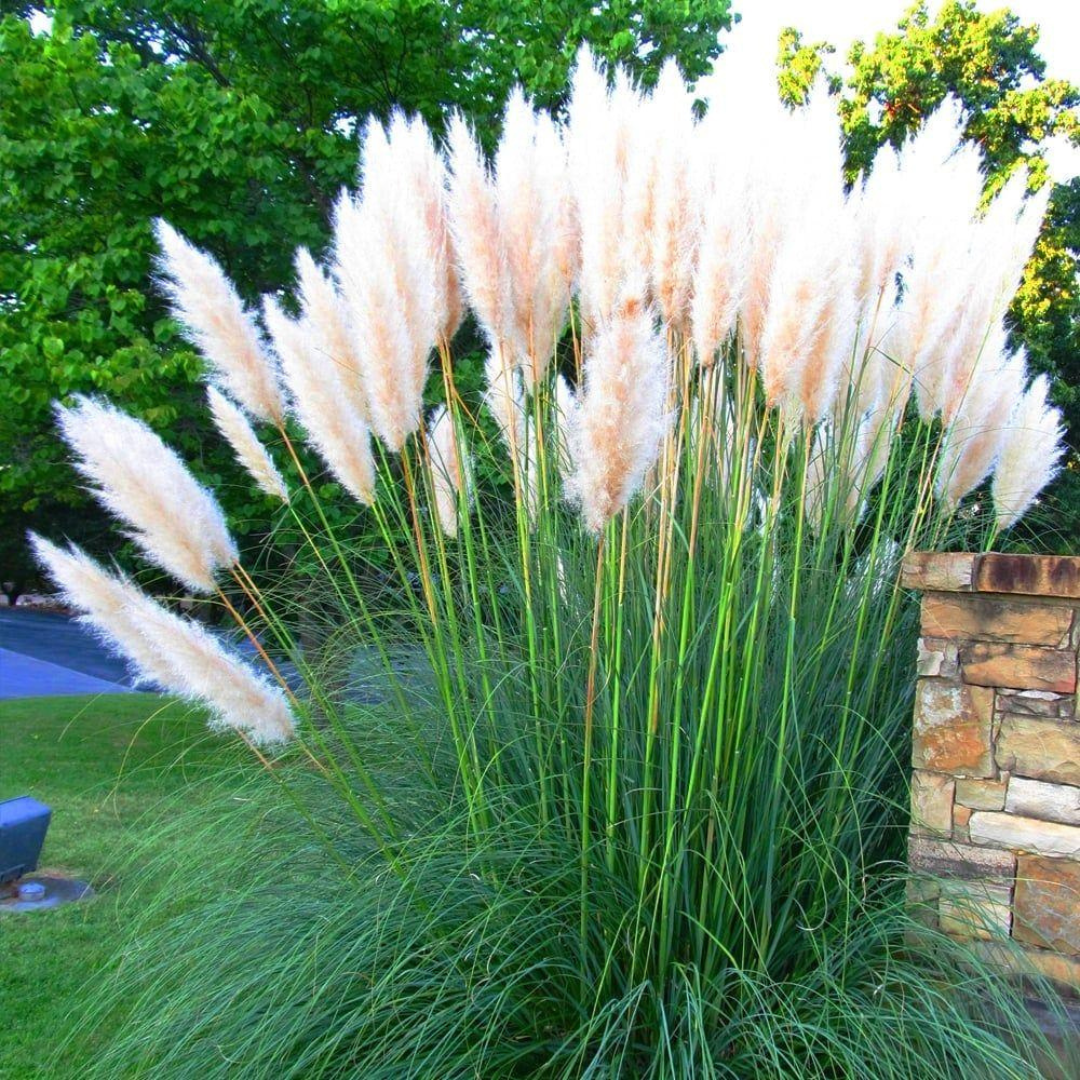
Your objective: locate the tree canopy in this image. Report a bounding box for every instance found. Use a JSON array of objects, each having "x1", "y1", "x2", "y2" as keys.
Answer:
[{"x1": 0, "y1": 0, "x2": 732, "y2": 597}]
